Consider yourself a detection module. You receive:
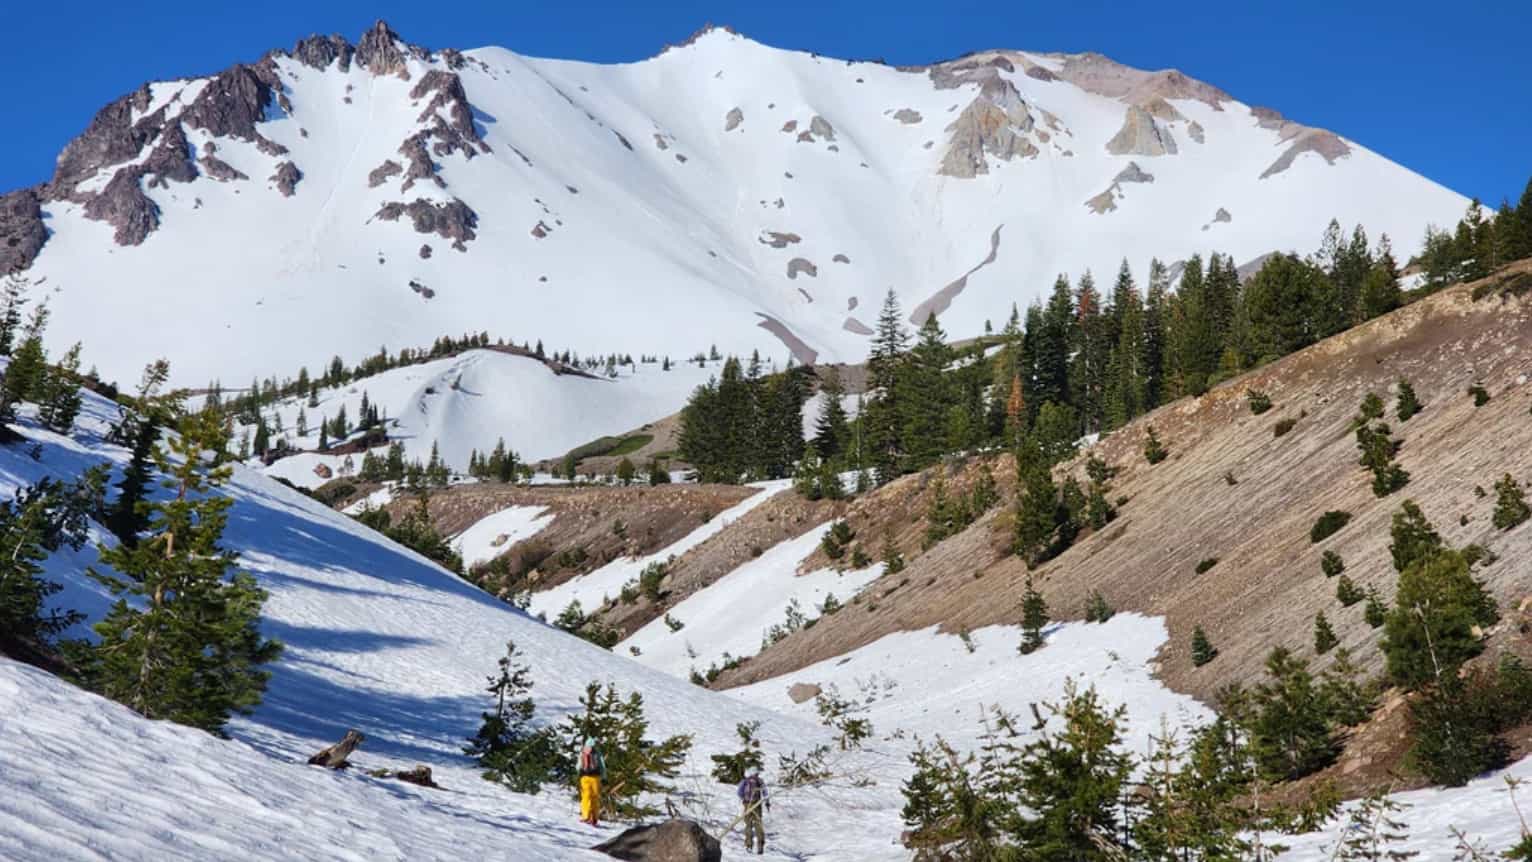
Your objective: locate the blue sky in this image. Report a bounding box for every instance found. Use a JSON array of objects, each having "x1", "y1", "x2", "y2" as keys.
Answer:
[{"x1": 3, "y1": 1, "x2": 1527, "y2": 209}]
